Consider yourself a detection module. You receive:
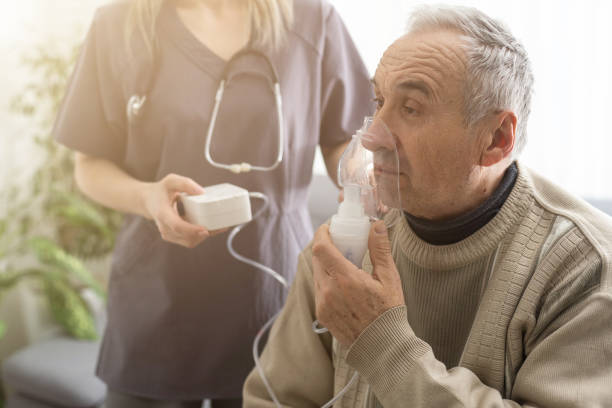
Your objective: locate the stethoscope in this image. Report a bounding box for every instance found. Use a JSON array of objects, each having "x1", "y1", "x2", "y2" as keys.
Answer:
[{"x1": 126, "y1": 48, "x2": 284, "y2": 174}]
